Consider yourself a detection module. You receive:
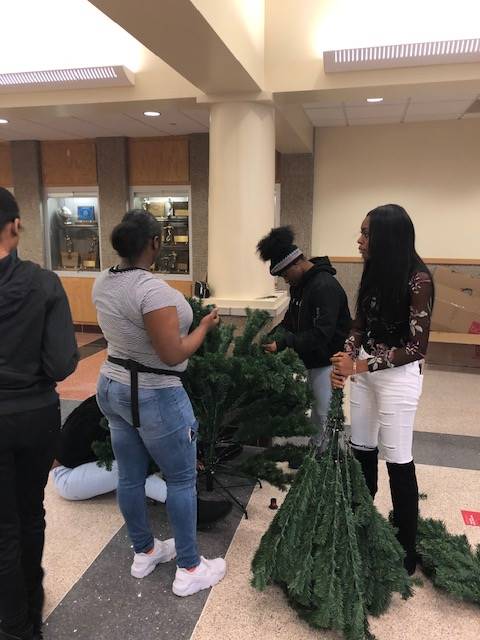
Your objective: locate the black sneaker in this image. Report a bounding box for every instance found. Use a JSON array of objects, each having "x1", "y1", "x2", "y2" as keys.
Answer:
[{"x1": 197, "y1": 498, "x2": 232, "y2": 528}]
